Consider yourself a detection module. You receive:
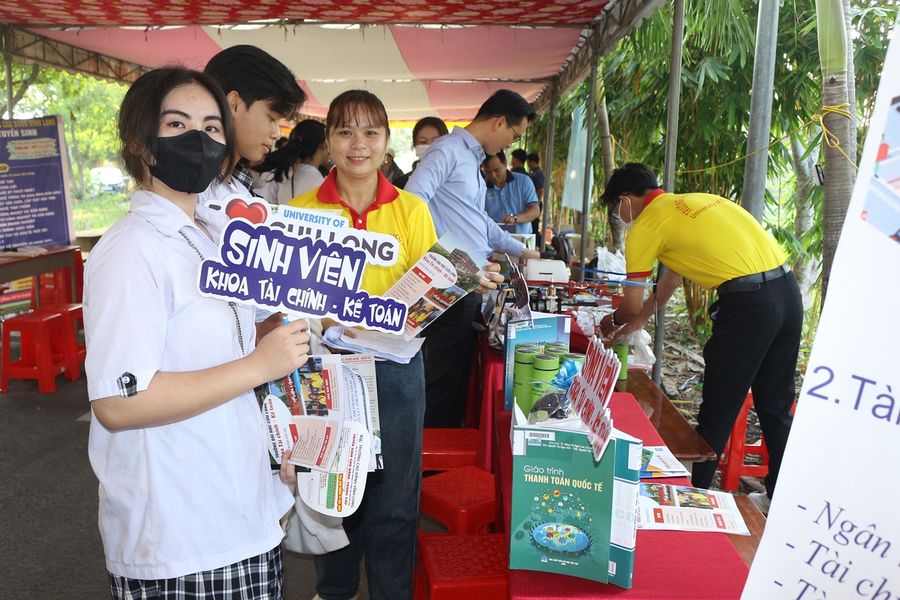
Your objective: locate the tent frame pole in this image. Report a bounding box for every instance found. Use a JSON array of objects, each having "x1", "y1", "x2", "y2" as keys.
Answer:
[
  {"x1": 541, "y1": 89, "x2": 558, "y2": 253},
  {"x1": 653, "y1": 0, "x2": 685, "y2": 385},
  {"x1": 579, "y1": 52, "x2": 598, "y2": 282}
]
